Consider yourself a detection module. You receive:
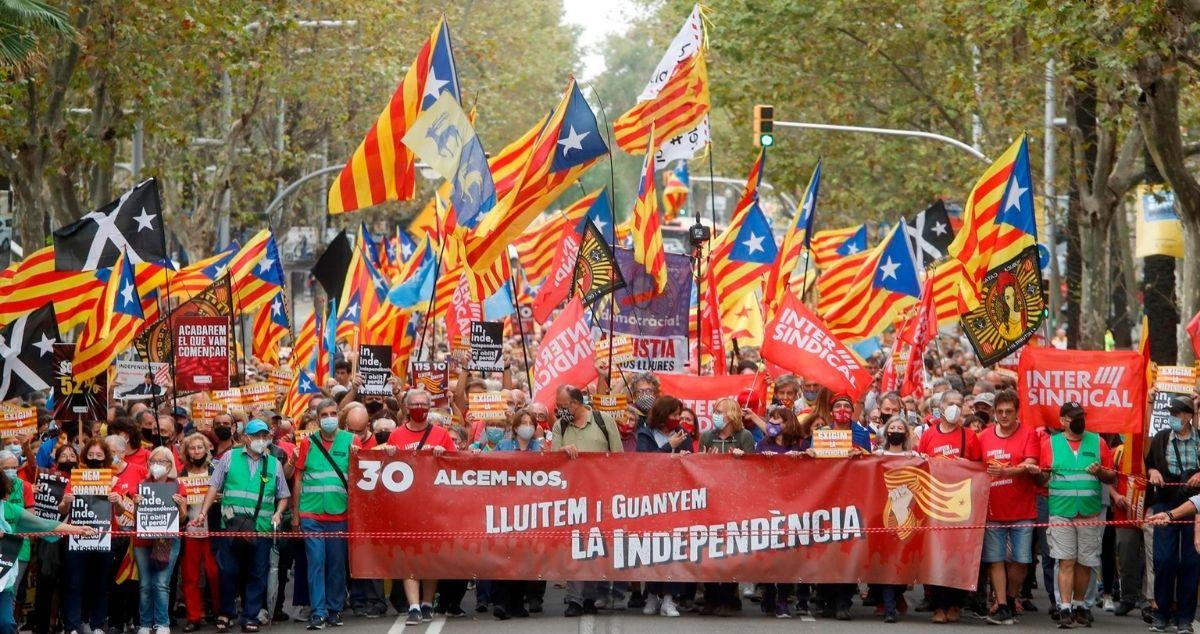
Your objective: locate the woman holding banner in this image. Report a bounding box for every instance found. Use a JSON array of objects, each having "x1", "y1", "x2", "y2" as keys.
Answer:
[
  {"x1": 635, "y1": 396, "x2": 692, "y2": 618},
  {"x1": 132, "y1": 446, "x2": 188, "y2": 634},
  {"x1": 485, "y1": 408, "x2": 547, "y2": 620}
]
